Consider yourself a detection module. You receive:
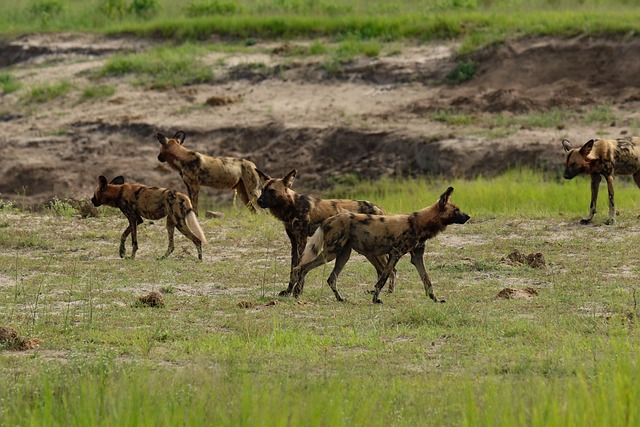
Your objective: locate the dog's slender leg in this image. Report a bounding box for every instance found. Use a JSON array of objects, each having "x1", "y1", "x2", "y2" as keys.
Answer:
[
  {"x1": 161, "y1": 217, "x2": 176, "y2": 260},
  {"x1": 372, "y1": 253, "x2": 402, "y2": 304},
  {"x1": 120, "y1": 223, "x2": 132, "y2": 258},
  {"x1": 186, "y1": 182, "x2": 200, "y2": 216},
  {"x1": 174, "y1": 218, "x2": 202, "y2": 260},
  {"x1": 130, "y1": 219, "x2": 139, "y2": 259},
  {"x1": 581, "y1": 174, "x2": 601, "y2": 224},
  {"x1": 634, "y1": 172, "x2": 640, "y2": 218},
  {"x1": 365, "y1": 255, "x2": 392, "y2": 294},
  {"x1": 234, "y1": 181, "x2": 255, "y2": 213},
  {"x1": 326, "y1": 246, "x2": 352, "y2": 302},
  {"x1": 282, "y1": 229, "x2": 306, "y2": 296},
  {"x1": 292, "y1": 254, "x2": 332, "y2": 298},
  {"x1": 410, "y1": 245, "x2": 444, "y2": 303},
  {"x1": 605, "y1": 174, "x2": 616, "y2": 225}
]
